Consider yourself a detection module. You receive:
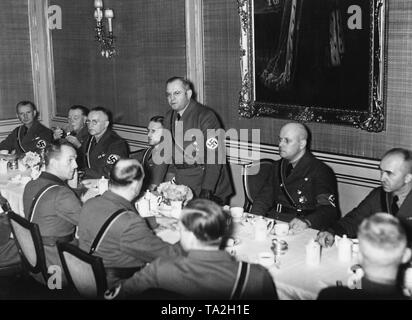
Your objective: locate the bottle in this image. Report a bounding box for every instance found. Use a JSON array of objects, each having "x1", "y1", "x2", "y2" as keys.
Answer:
[
  {"x1": 305, "y1": 238, "x2": 321, "y2": 266},
  {"x1": 338, "y1": 235, "x2": 353, "y2": 263},
  {"x1": 98, "y1": 176, "x2": 109, "y2": 195}
]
